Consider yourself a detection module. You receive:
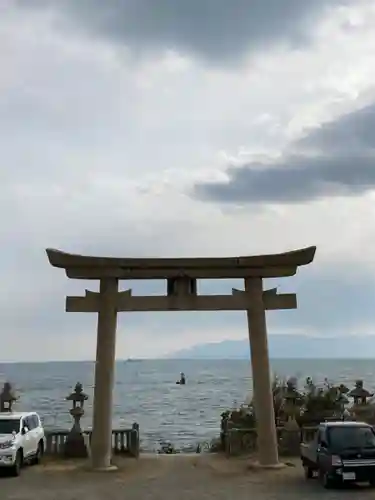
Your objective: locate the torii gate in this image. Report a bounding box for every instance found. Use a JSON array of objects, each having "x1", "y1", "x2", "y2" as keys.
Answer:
[{"x1": 46, "y1": 246, "x2": 316, "y2": 470}]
